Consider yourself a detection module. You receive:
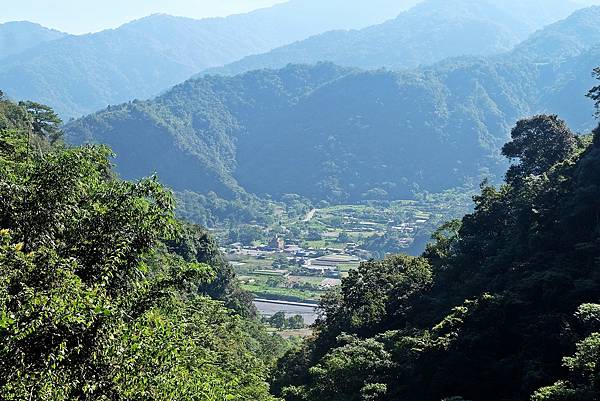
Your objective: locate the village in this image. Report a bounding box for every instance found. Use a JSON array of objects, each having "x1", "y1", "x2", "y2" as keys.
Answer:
[
  {"x1": 219, "y1": 191, "x2": 474, "y2": 304},
  {"x1": 224, "y1": 235, "x2": 359, "y2": 302}
]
